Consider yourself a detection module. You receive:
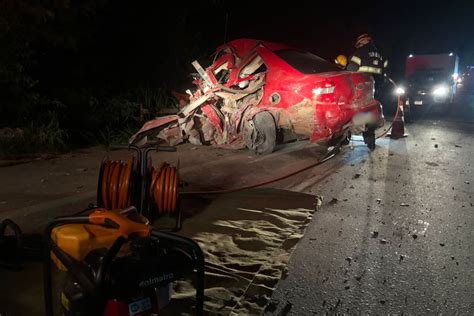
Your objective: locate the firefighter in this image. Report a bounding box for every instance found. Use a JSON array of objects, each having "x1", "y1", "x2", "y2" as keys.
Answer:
[
  {"x1": 347, "y1": 33, "x2": 388, "y2": 150},
  {"x1": 347, "y1": 33, "x2": 388, "y2": 89}
]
